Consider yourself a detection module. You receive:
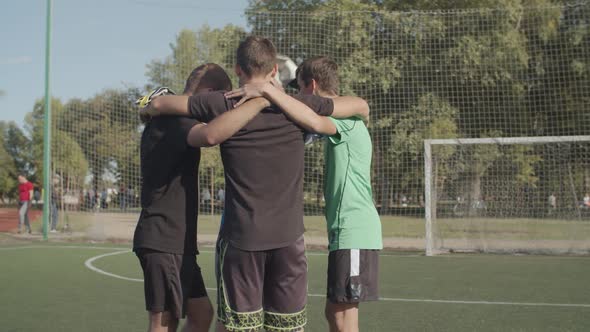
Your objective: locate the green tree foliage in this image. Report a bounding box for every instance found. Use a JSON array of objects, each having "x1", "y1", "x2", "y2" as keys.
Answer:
[
  {"x1": 1, "y1": 121, "x2": 31, "y2": 180},
  {"x1": 0, "y1": 123, "x2": 17, "y2": 201},
  {"x1": 146, "y1": 25, "x2": 246, "y2": 191},
  {"x1": 244, "y1": 0, "x2": 589, "y2": 215},
  {"x1": 25, "y1": 98, "x2": 89, "y2": 193}
]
